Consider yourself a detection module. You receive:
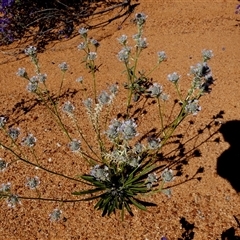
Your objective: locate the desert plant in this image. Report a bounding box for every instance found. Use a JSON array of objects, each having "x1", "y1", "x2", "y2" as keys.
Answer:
[{"x1": 0, "y1": 12, "x2": 214, "y2": 220}]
